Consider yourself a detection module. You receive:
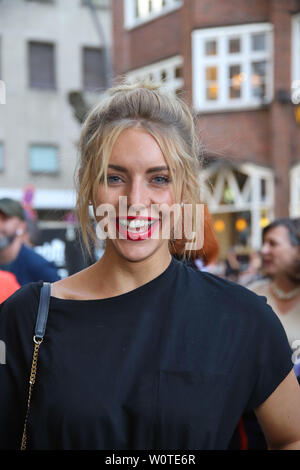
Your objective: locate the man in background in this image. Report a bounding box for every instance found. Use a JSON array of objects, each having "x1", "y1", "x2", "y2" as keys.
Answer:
[{"x1": 0, "y1": 198, "x2": 60, "y2": 285}]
